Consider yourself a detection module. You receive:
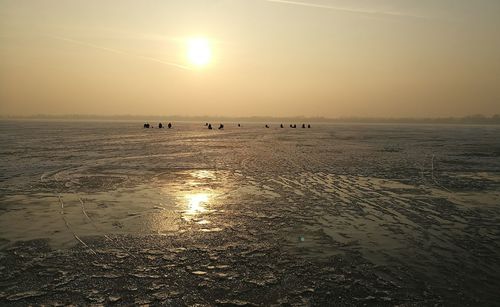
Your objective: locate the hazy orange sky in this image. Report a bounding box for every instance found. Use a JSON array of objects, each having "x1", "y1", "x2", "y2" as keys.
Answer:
[{"x1": 1, "y1": 0, "x2": 499, "y2": 117}]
